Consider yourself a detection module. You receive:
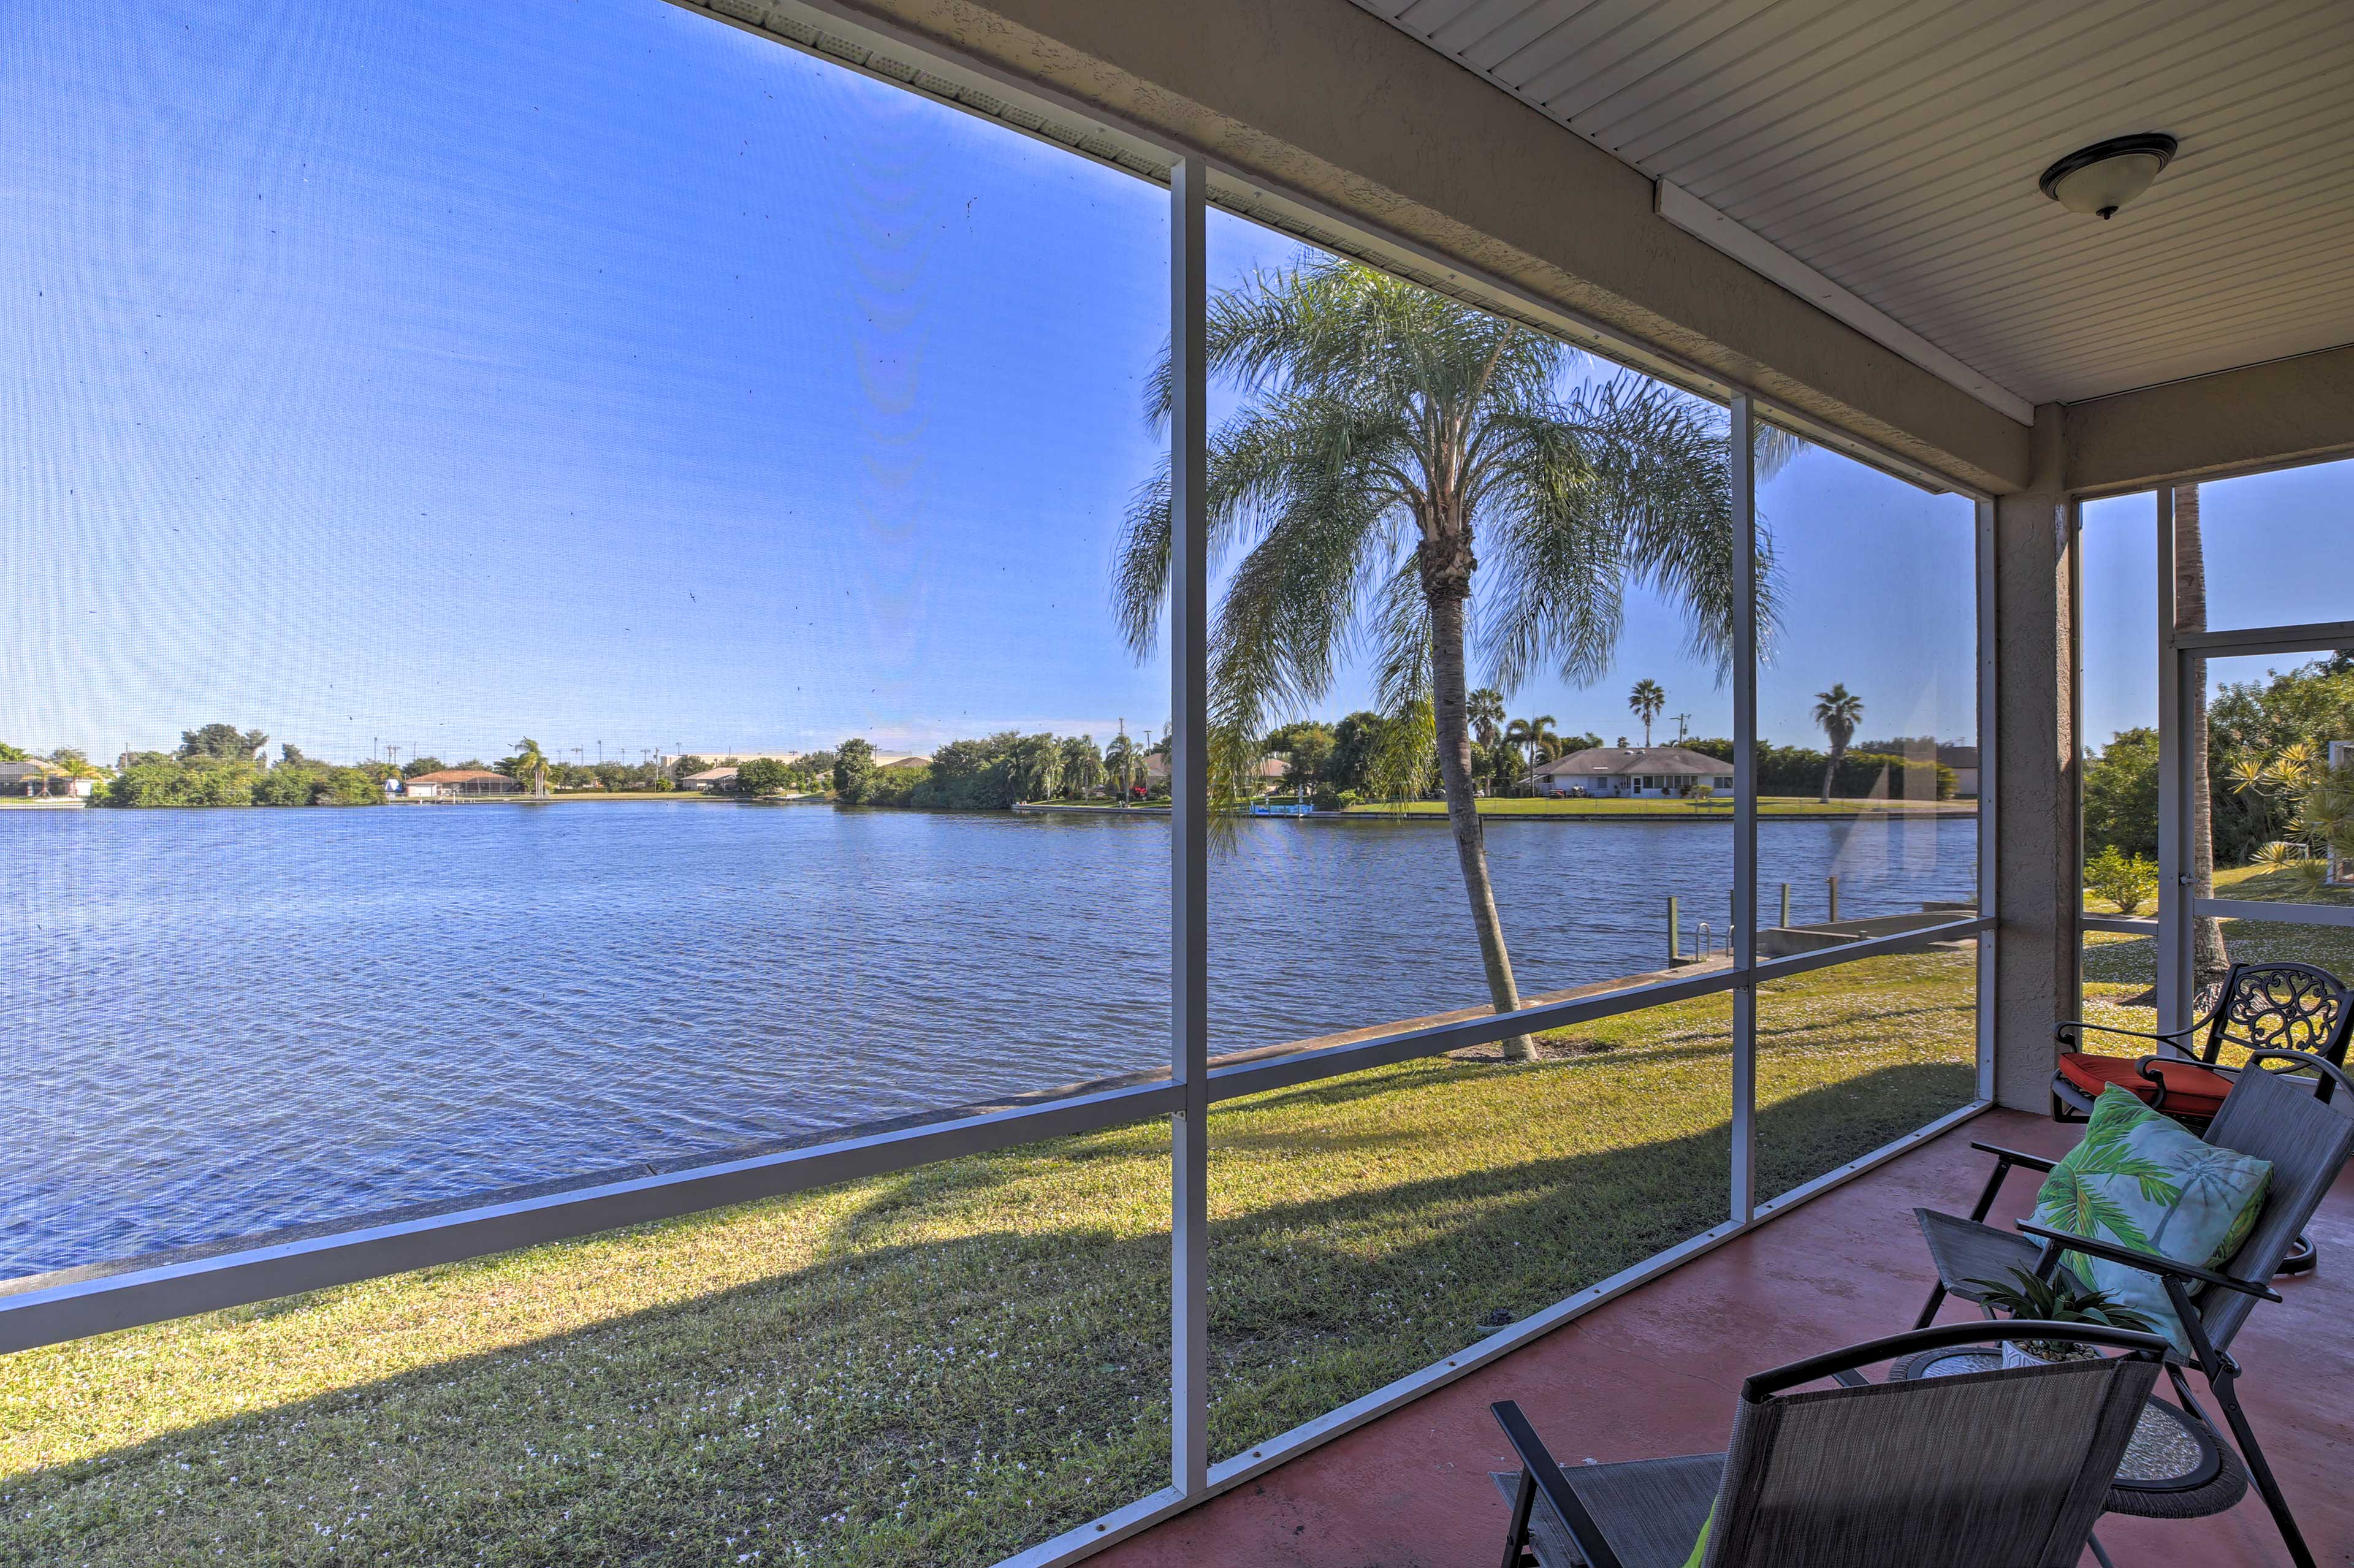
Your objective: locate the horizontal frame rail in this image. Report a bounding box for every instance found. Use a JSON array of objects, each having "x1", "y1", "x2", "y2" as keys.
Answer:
[
  {"x1": 2196, "y1": 897, "x2": 2354, "y2": 929},
  {"x1": 1208, "y1": 917, "x2": 1990, "y2": 1102},
  {"x1": 2081, "y1": 915, "x2": 2160, "y2": 936},
  {"x1": 2171, "y1": 620, "x2": 2354, "y2": 658},
  {"x1": 0, "y1": 1078, "x2": 1181, "y2": 1355}
]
